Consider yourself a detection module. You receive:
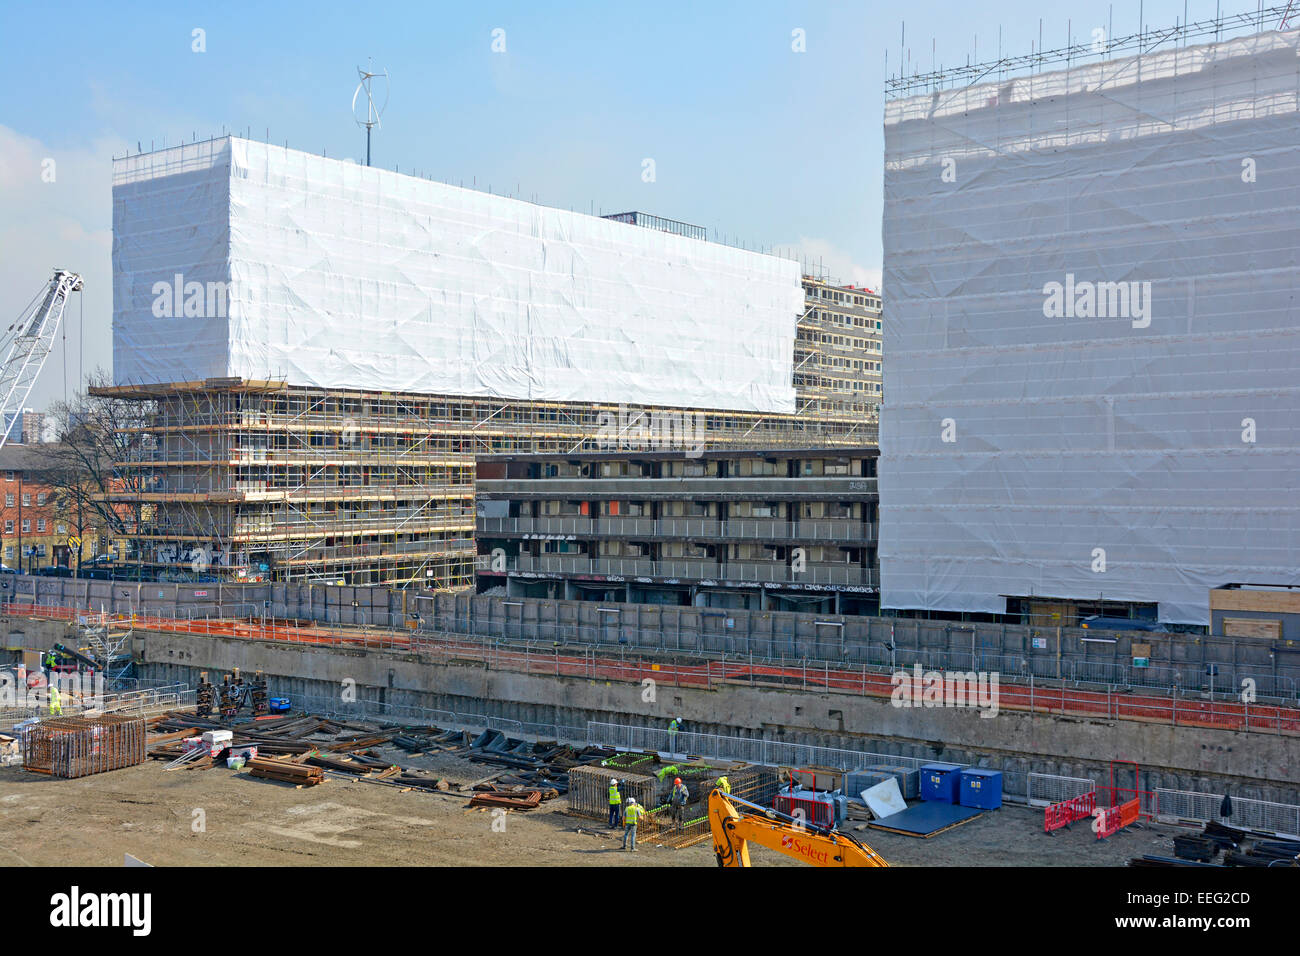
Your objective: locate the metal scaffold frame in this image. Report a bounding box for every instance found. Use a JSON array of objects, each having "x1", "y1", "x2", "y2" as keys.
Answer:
[
  {"x1": 795, "y1": 276, "x2": 883, "y2": 420},
  {"x1": 887, "y1": 3, "x2": 1297, "y2": 99},
  {"x1": 89, "y1": 380, "x2": 872, "y2": 588}
]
